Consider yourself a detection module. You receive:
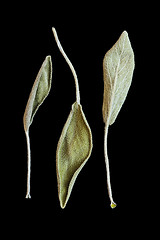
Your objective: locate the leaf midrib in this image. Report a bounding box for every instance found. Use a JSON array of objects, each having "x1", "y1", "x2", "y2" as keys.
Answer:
[{"x1": 107, "y1": 34, "x2": 127, "y2": 125}]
